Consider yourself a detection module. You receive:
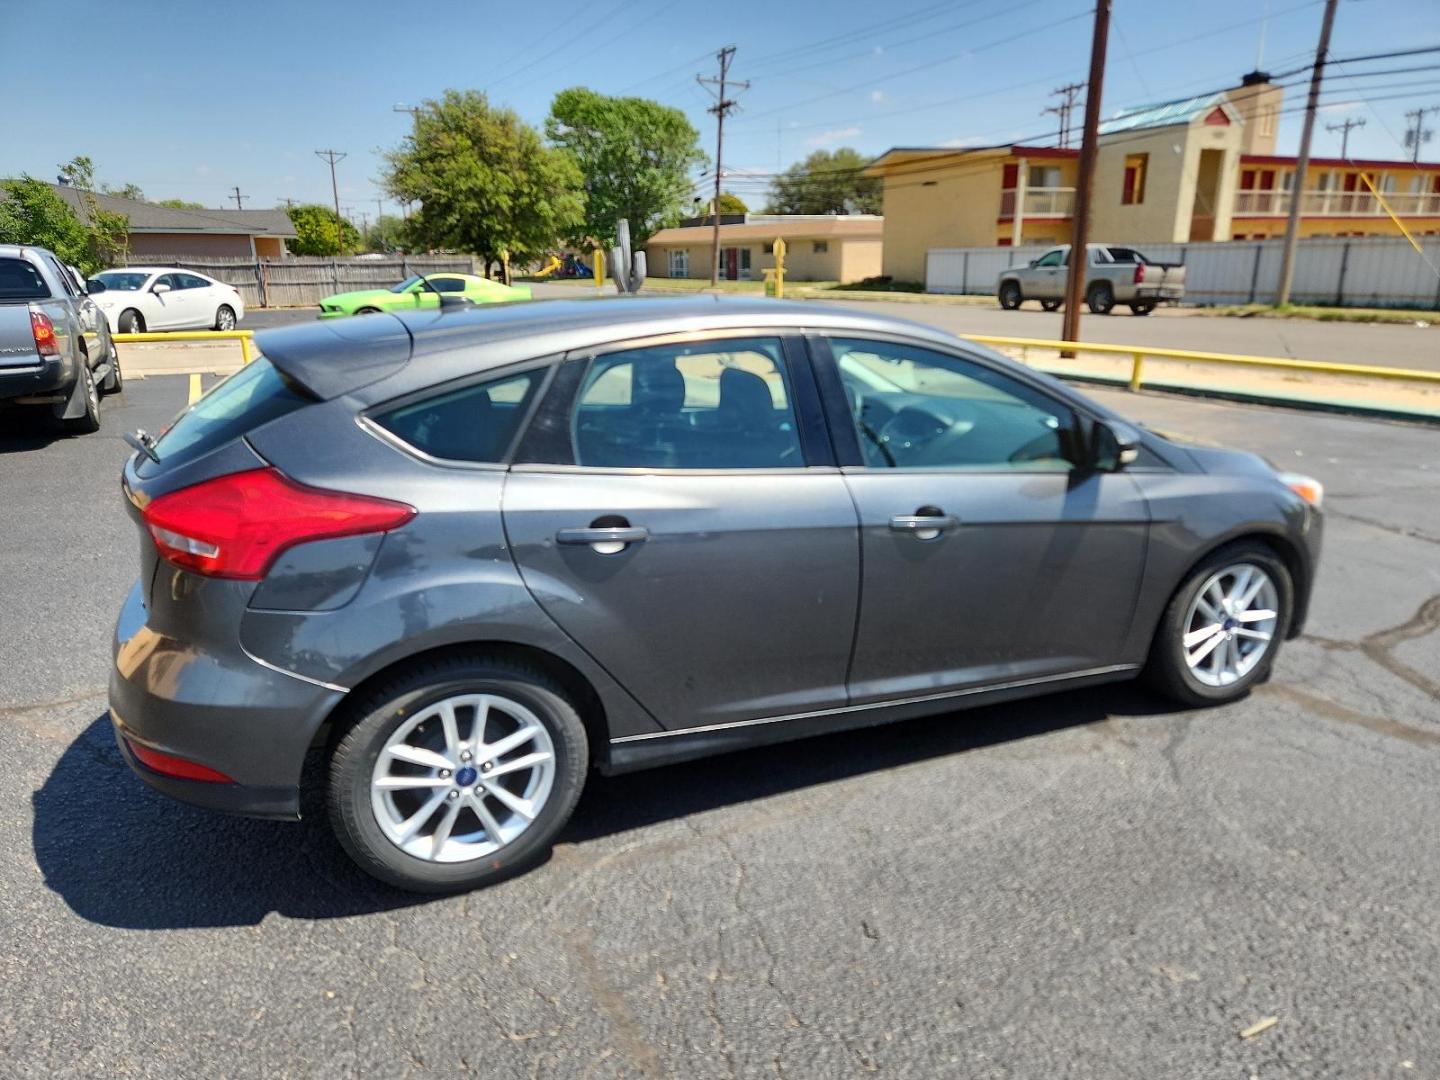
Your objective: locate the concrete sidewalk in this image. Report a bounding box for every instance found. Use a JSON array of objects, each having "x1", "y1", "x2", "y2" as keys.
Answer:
[{"x1": 120, "y1": 341, "x2": 246, "y2": 377}]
